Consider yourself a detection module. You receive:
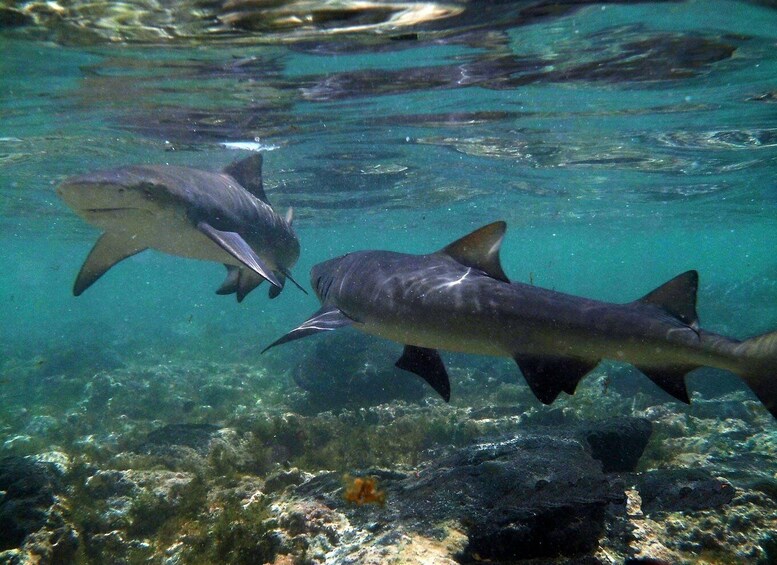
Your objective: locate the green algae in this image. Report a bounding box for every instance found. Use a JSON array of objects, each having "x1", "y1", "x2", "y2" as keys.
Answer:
[
  {"x1": 127, "y1": 479, "x2": 201, "y2": 538},
  {"x1": 179, "y1": 492, "x2": 277, "y2": 565},
  {"x1": 273, "y1": 408, "x2": 480, "y2": 470}
]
